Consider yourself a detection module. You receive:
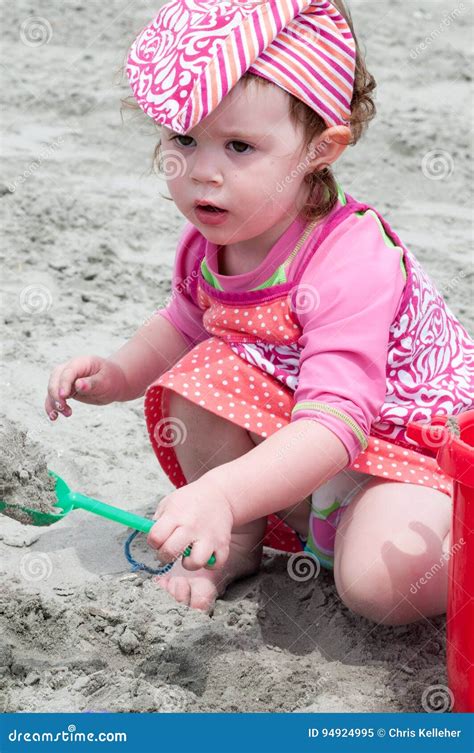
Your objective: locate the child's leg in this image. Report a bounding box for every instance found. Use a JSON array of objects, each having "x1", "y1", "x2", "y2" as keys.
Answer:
[
  {"x1": 153, "y1": 390, "x2": 268, "y2": 611},
  {"x1": 333, "y1": 478, "x2": 452, "y2": 625}
]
